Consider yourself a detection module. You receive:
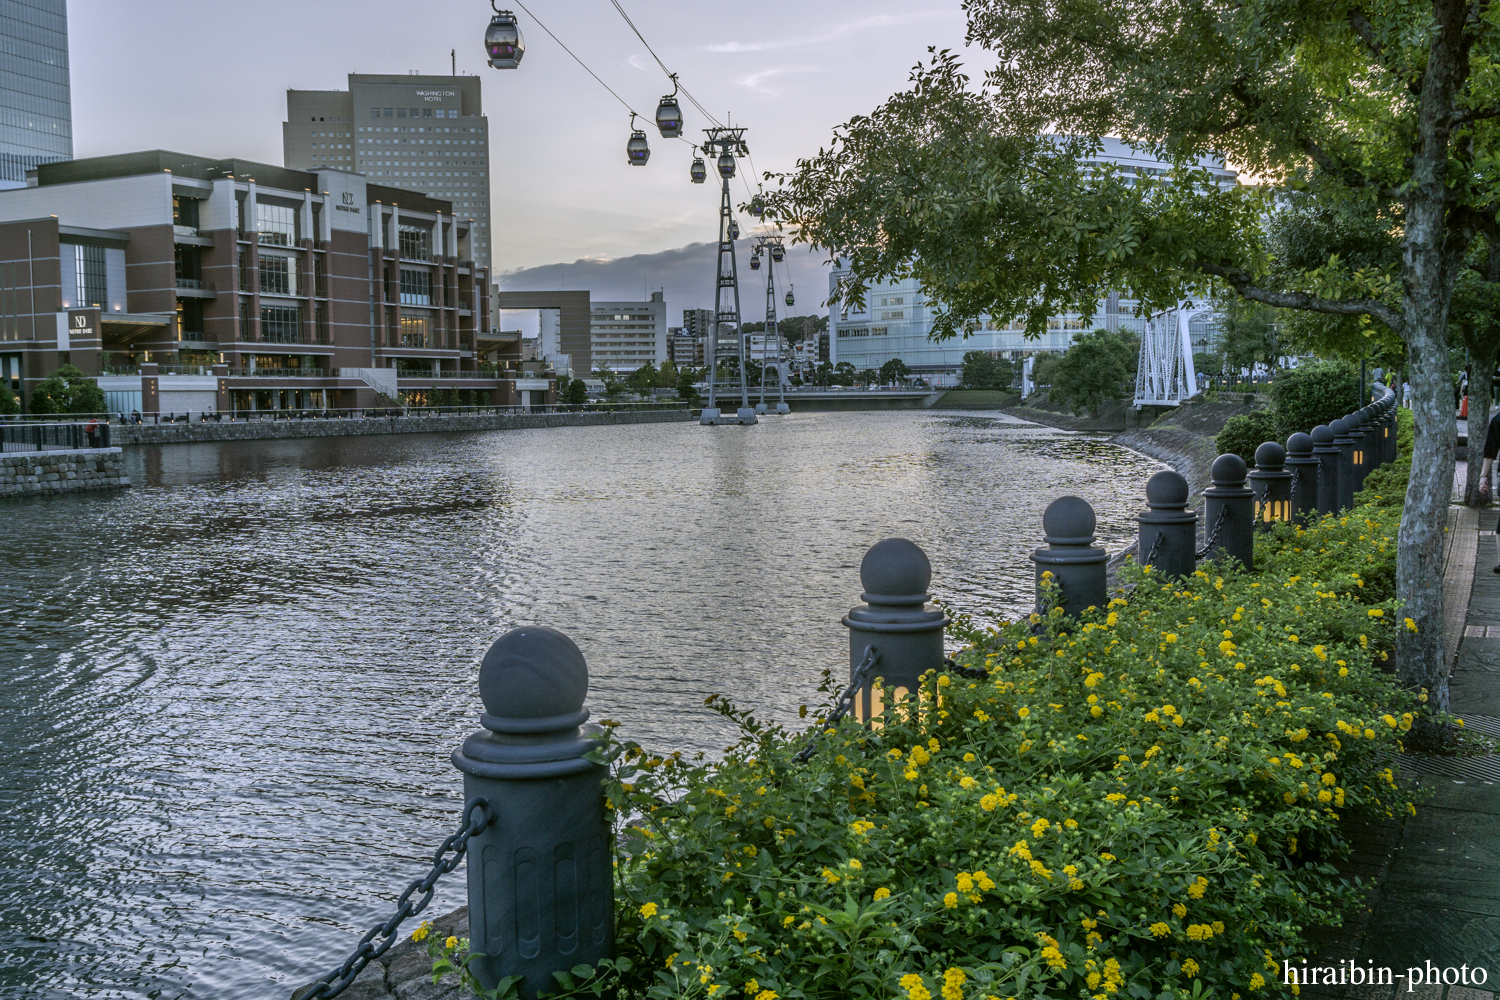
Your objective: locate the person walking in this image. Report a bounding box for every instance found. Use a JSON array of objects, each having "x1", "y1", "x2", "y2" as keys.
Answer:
[{"x1": 1478, "y1": 407, "x2": 1500, "y2": 571}]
